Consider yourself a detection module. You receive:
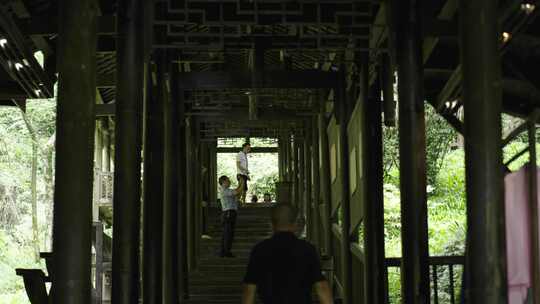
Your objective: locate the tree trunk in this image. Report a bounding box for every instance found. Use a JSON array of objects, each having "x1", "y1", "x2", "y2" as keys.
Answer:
[
  {"x1": 31, "y1": 140, "x2": 39, "y2": 262},
  {"x1": 43, "y1": 136, "x2": 55, "y2": 251},
  {"x1": 17, "y1": 102, "x2": 41, "y2": 262}
]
